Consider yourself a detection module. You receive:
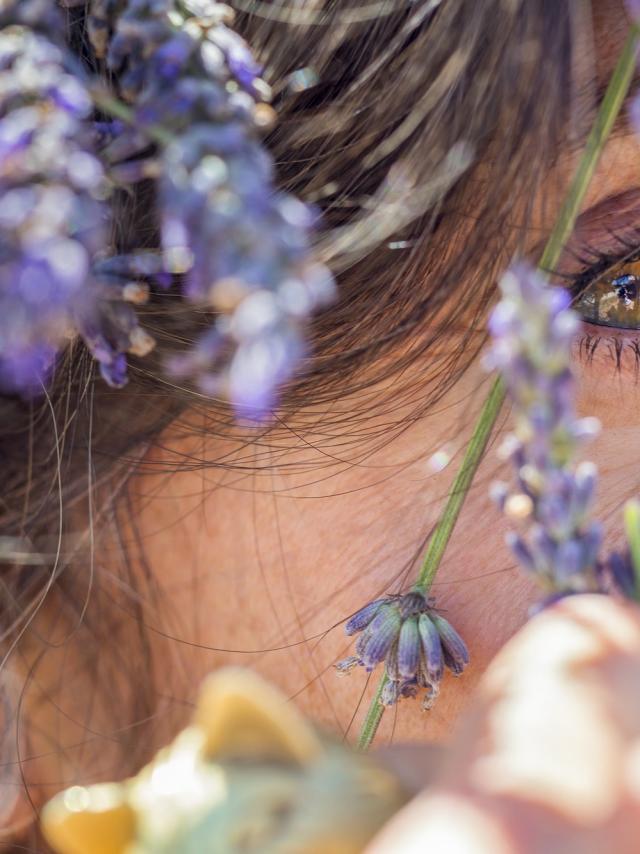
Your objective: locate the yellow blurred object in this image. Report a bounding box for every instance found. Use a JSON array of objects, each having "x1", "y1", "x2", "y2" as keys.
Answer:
[
  {"x1": 42, "y1": 785, "x2": 136, "y2": 854},
  {"x1": 42, "y1": 668, "x2": 407, "y2": 854}
]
